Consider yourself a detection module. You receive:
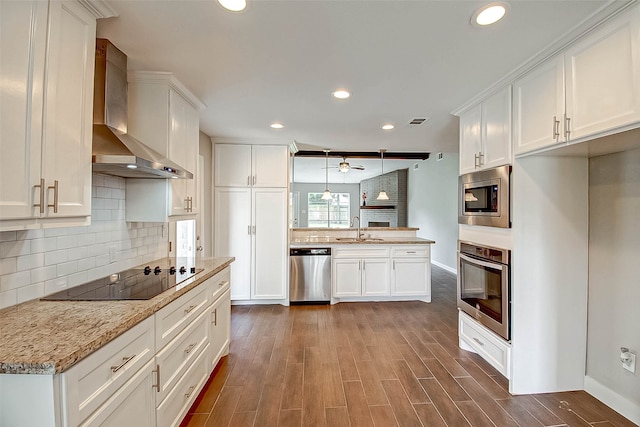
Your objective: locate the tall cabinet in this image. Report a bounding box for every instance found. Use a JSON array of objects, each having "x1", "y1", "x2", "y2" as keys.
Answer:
[
  {"x1": 0, "y1": 0, "x2": 98, "y2": 231},
  {"x1": 214, "y1": 144, "x2": 289, "y2": 302}
]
